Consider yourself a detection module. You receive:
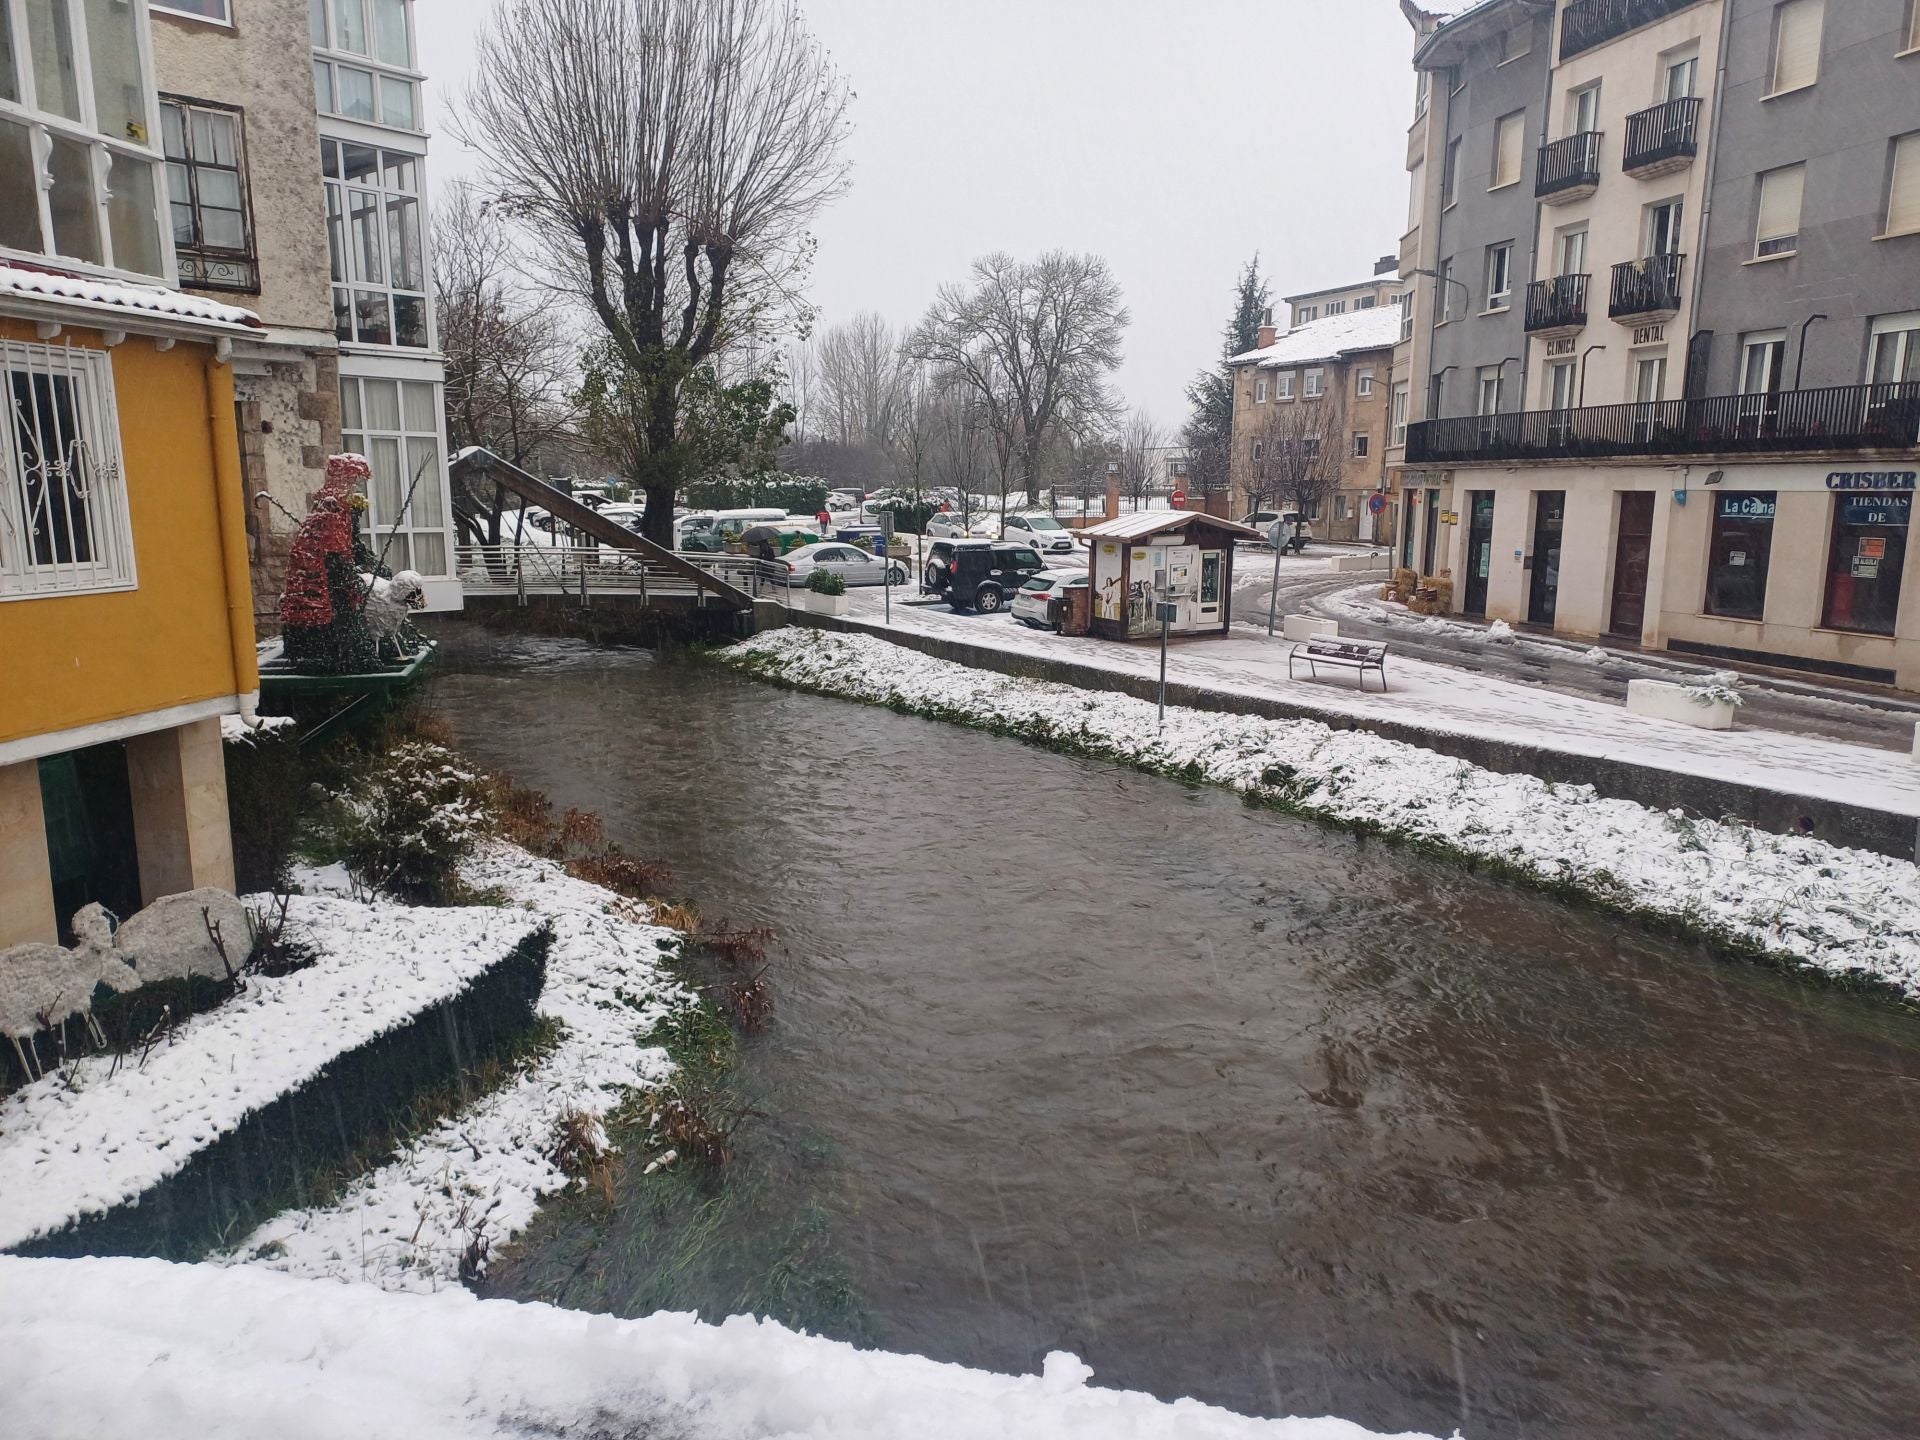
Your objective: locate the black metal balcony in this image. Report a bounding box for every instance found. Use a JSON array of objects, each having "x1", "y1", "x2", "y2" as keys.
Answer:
[
  {"x1": 1561, "y1": 0, "x2": 1707, "y2": 61},
  {"x1": 1405, "y1": 382, "x2": 1920, "y2": 465},
  {"x1": 1610, "y1": 254, "x2": 1686, "y2": 321},
  {"x1": 1526, "y1": 274, "x2": 1590, "y2": 334},
  {"x1": 1623, "y1": 96, "x2": 1703, "y2": 176},
  {"x1": 1536, "y1": 132, "x2": 1604, "y2": 202}
]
